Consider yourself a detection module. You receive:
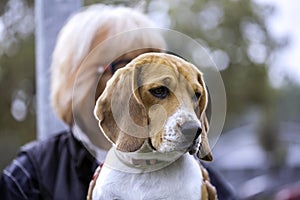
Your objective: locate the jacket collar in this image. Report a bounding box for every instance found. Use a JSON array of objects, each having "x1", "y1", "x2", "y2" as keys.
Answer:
[{"x1": 72, "y1": 124, "x2": 107, "y2": 163}]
